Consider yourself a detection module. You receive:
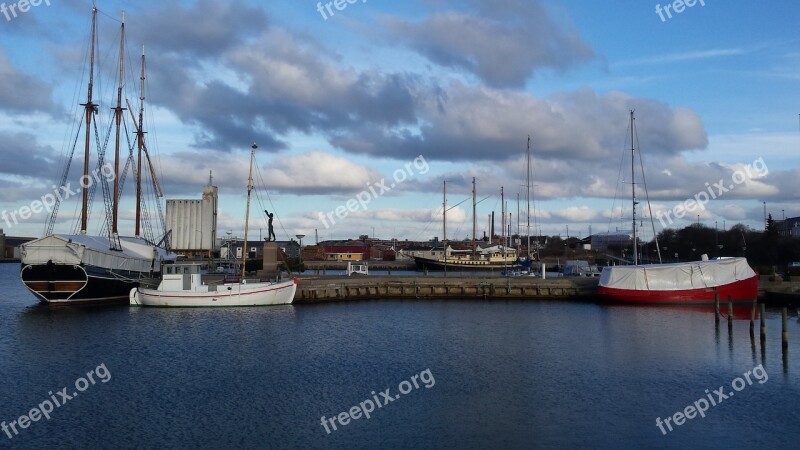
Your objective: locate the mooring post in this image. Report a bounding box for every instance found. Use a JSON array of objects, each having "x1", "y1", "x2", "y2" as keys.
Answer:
[
  {"x1": 714, "y1": 293, "x2": 720, "y2": 324},
  {"x1": 760, "y1": 303, "x2": 766, "y2": 339},
  {"x1": 727, "y1": 296, "x2": 733, "y2": 324},
  {"x1": 782, "y1": 307, "x2": 789, "y2": 348},
  {"x1": 750, "y1": 298, "x2": 756, "y2": 337}
]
